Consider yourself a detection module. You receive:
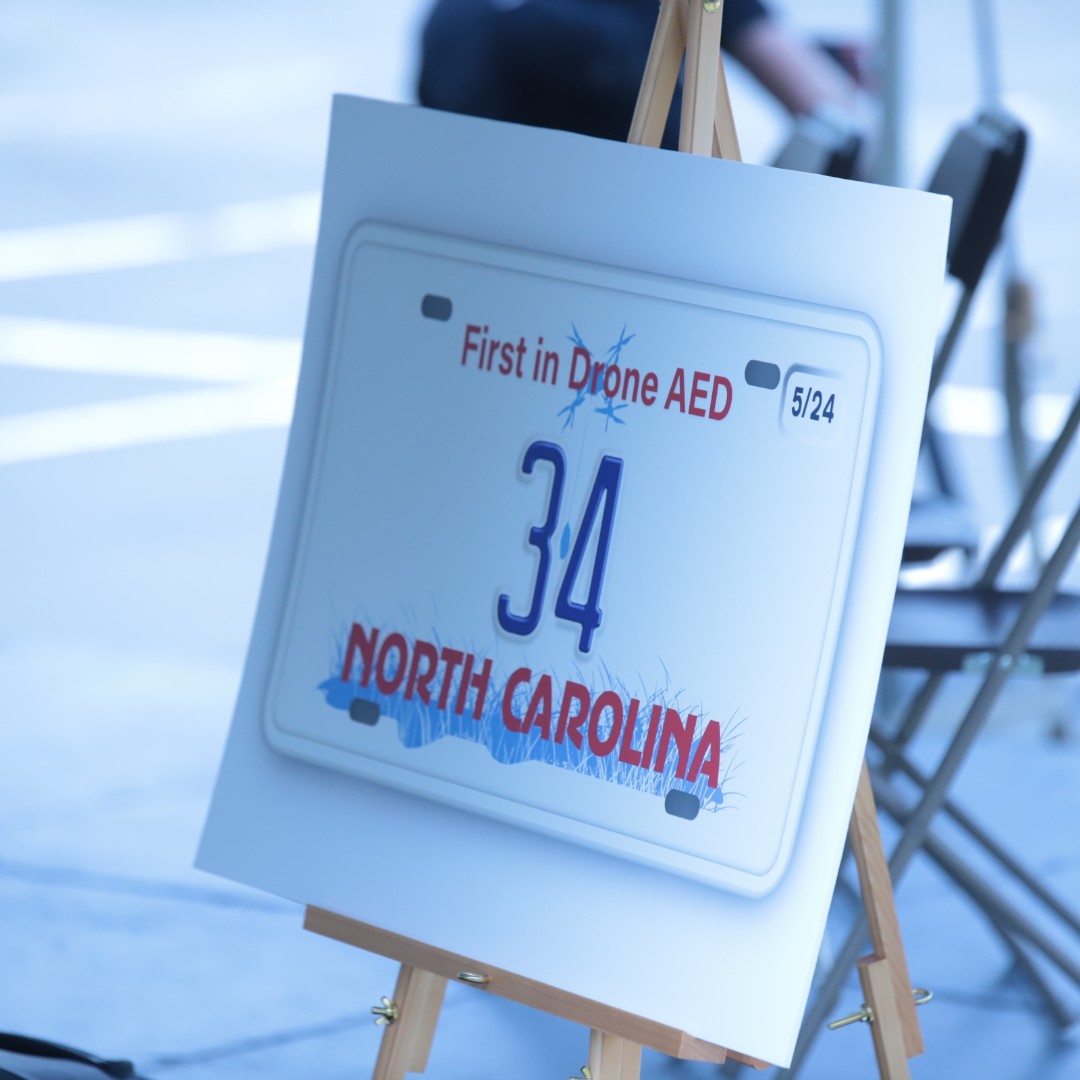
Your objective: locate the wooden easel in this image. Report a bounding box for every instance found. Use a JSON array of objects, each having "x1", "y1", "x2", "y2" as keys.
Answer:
[{"x1": 305, "y1": 3, "x2": 927, "y2": 1077}]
